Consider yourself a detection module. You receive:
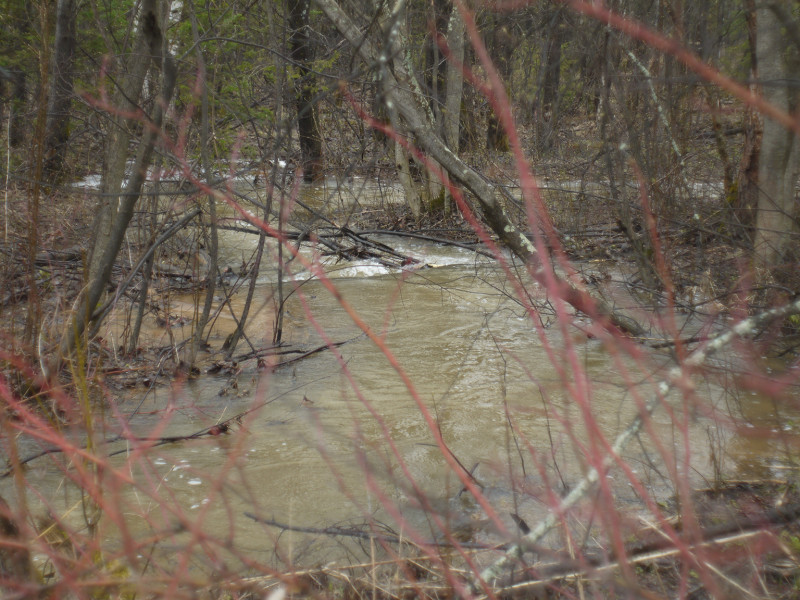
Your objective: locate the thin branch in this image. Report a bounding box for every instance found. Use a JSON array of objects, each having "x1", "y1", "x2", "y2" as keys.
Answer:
[
  {"x1": 89, "y1": 207, "x2": 201, "y2": 325},
  {"x1": 479, "y1": 296, "x2": 800, "y2": 585},
  {"x1": 243, "y1": 513, "x2": 500, "y2": 550}
]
